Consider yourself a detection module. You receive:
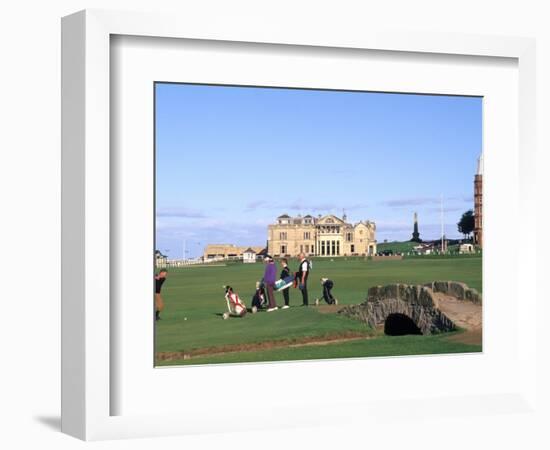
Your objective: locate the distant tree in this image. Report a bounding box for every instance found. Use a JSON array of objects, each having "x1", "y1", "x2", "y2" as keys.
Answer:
[{"x1": 457, "y1": 210, "x2": 475, "y2": 239}]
